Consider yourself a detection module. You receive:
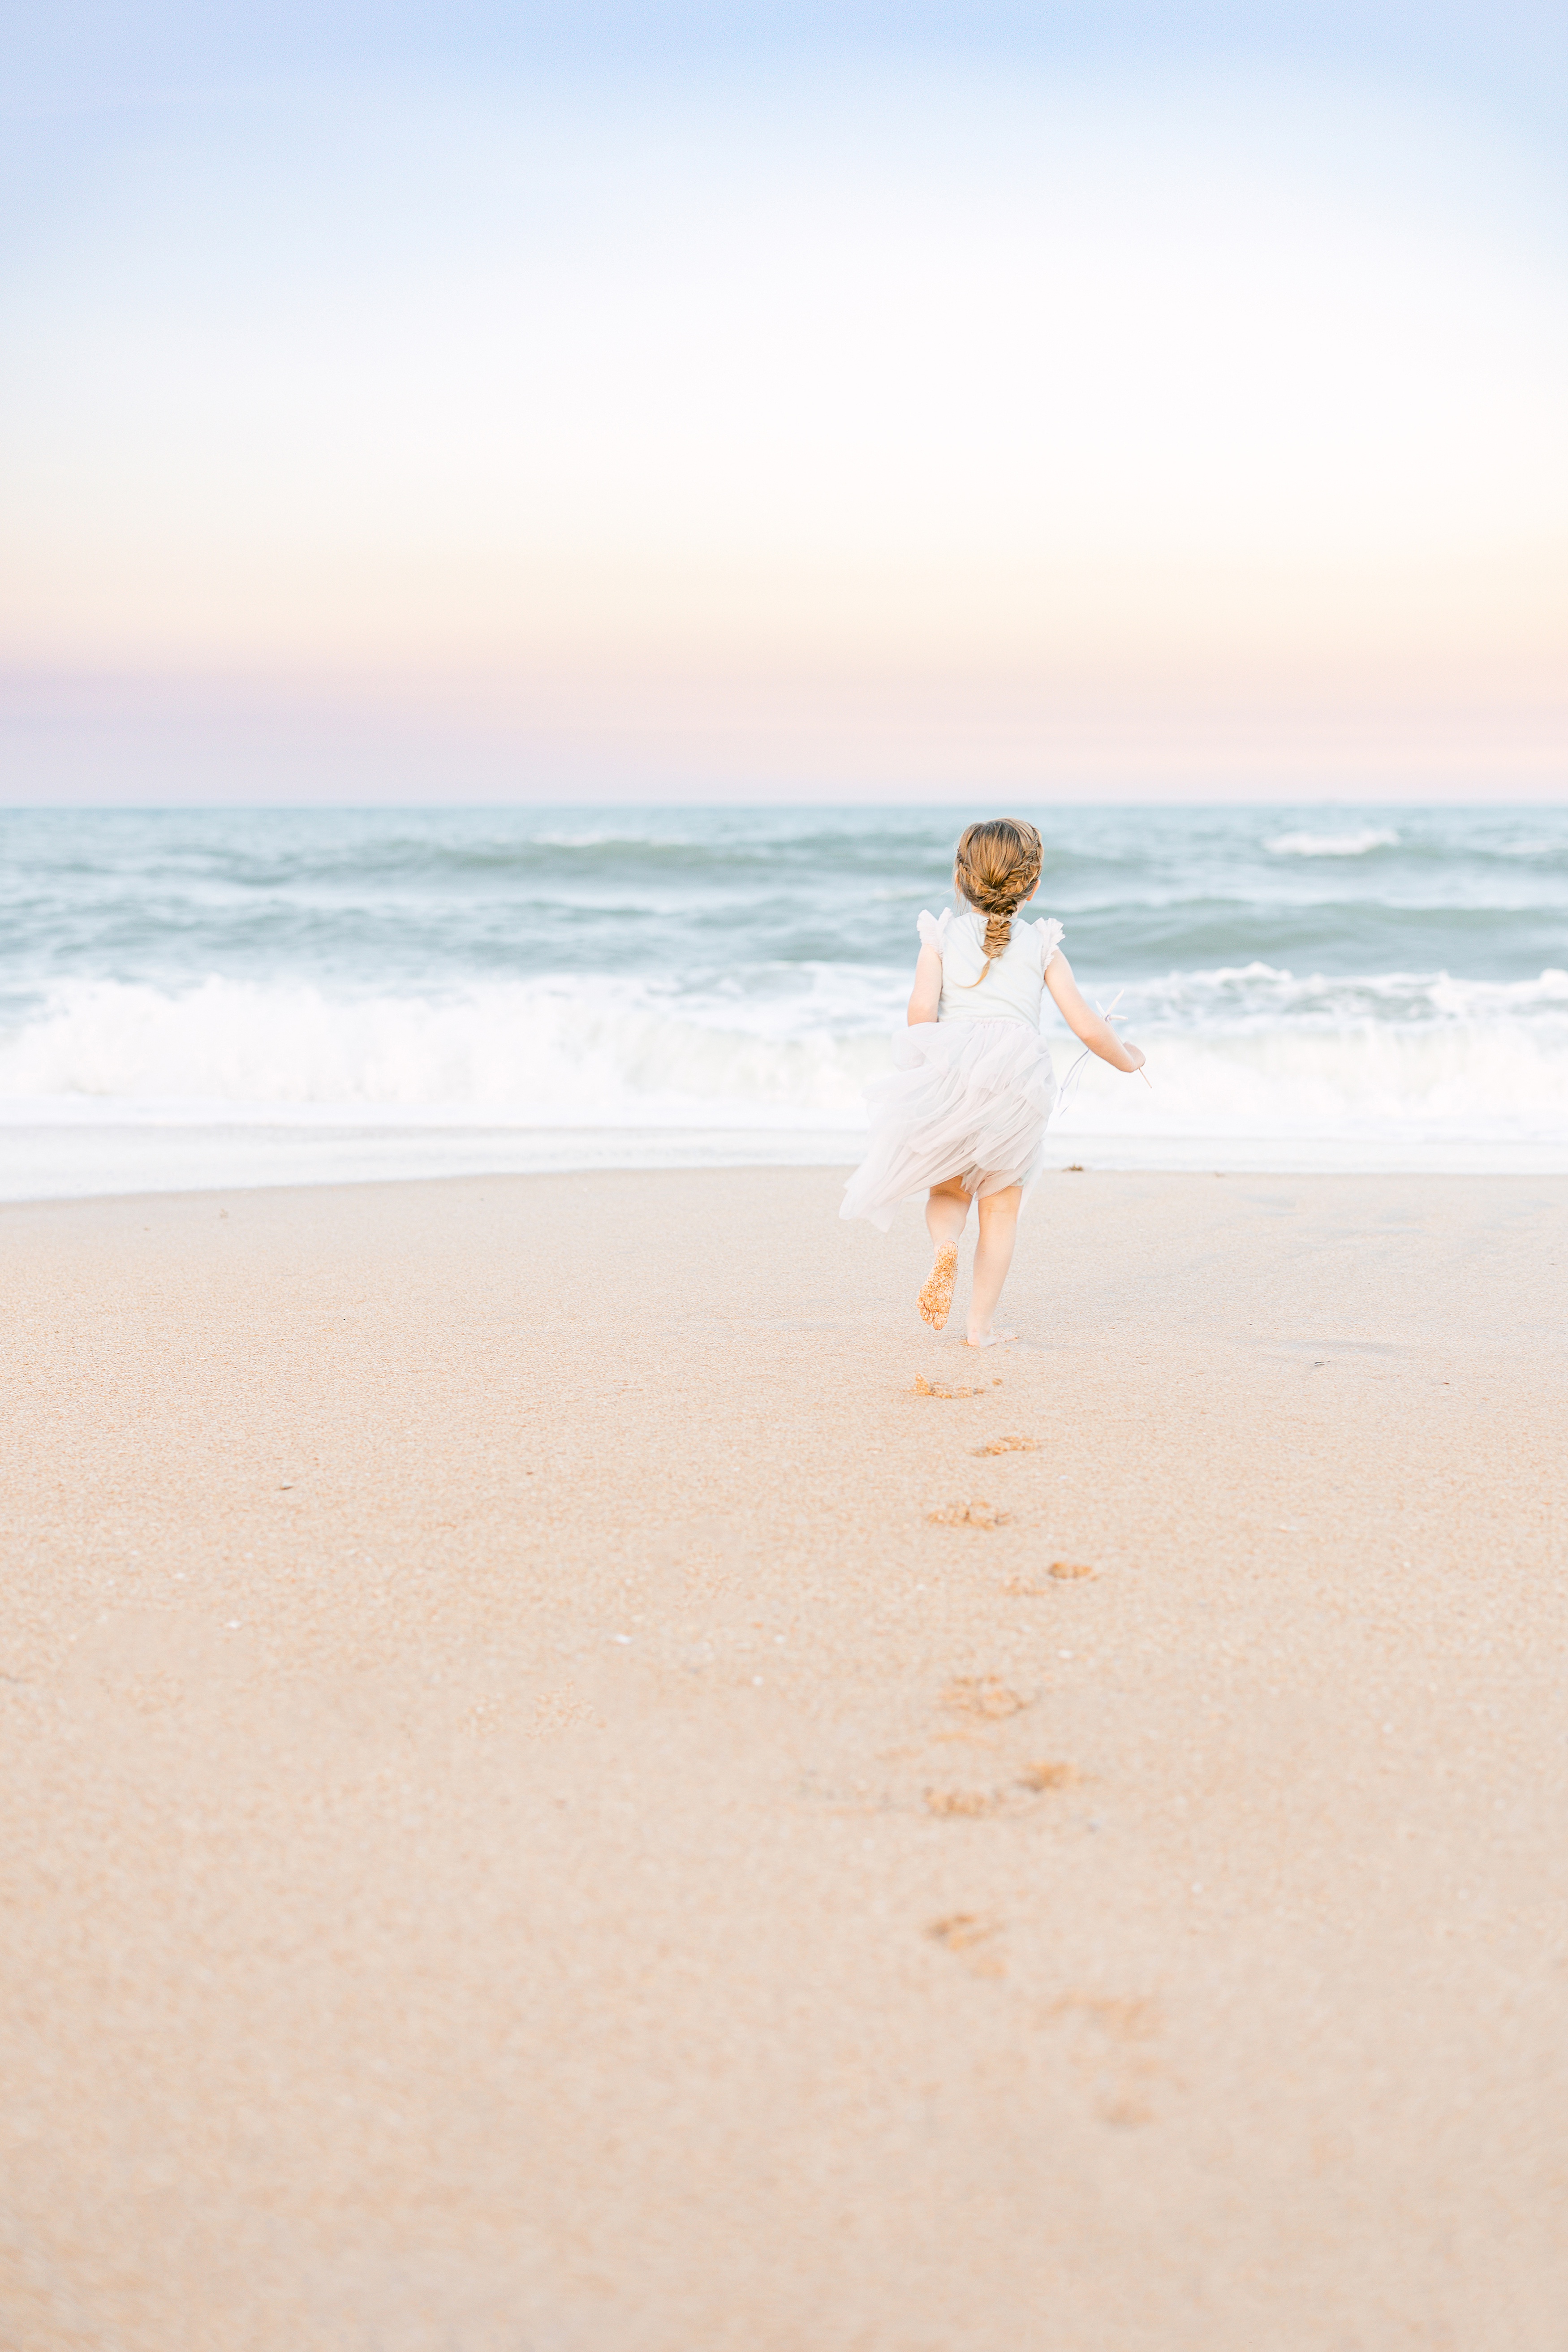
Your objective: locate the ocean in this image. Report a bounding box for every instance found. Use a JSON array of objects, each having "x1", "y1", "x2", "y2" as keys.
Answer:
[{"x1": 2, "y1": 803, "x2": 1565, "y2": 1198}]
